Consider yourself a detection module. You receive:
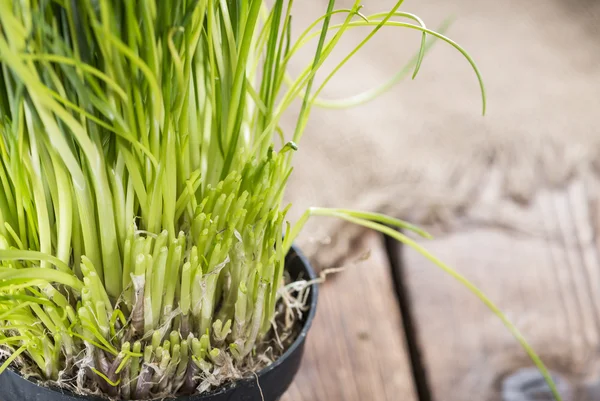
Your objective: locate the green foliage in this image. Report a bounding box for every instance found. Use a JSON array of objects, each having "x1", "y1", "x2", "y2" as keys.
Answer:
[{"x1": 0, "y1": 0, "x2": 558, "y2": 400}]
